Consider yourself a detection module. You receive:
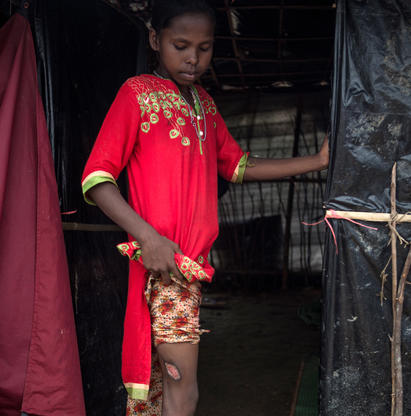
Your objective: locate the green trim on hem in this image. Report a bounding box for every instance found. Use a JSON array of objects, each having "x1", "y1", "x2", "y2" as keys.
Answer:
[
  {"x1": 82, "y1": 176, "x2": 118, "y2": 205},
  {"x1": 126, "y1": 386, "x2": 149, "y2": 401},
  {"x1": 235, "y1": 152, "x2": 249, "y2": 184}
]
